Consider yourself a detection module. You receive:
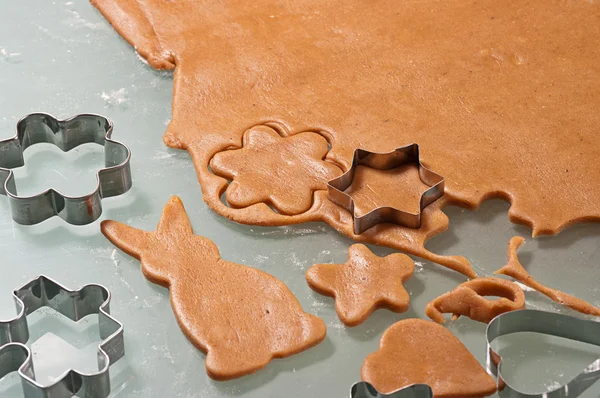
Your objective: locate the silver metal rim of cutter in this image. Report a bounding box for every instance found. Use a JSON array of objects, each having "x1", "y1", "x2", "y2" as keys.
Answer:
[
  {"x1": 350, "y1": 381, "x2": 433, "y2": 398},
  {"x1": 0, "y1": 275, "x2": 124, "y2": 398},
  {"x1": 486, "y1": 309, "x2": 600, "y2": 397},
  {"x1": 327, "y1": 143, "x2": 445, "y2": 235},
  {"x1": 0, "y1": 112, "x2": 132, "y2": 225}
]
